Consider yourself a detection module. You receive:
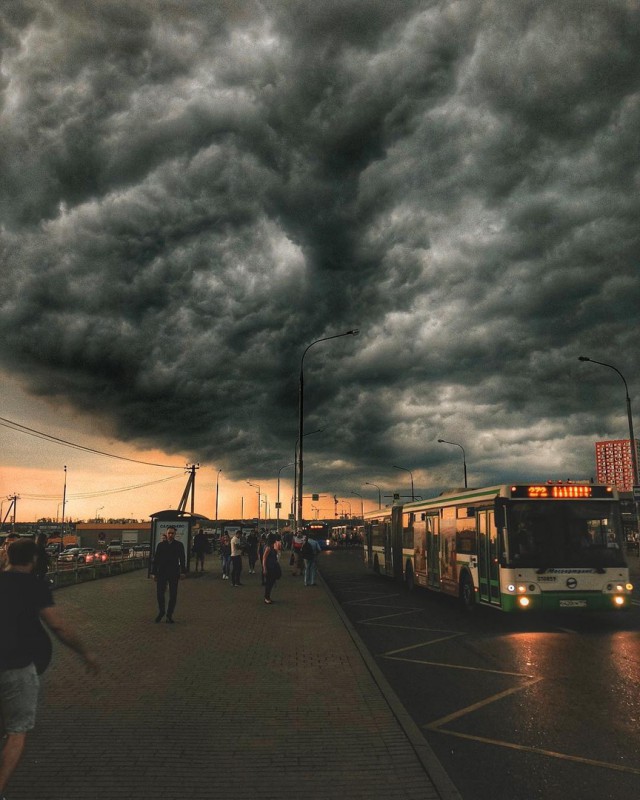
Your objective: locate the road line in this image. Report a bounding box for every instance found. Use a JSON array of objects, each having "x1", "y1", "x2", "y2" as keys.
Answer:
[
  {"x1": 426, "y1": 728, "x2": 640, "y2": 776},
  {"x1": 426, "y1": 680, "x2": 542, "y2": 728},
  {"x1": 383, "y1": 633, "x2": 465, "y2": 655},
  {"x1": 386, "y1": 654, "x2": 534, "y2": 678}
]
